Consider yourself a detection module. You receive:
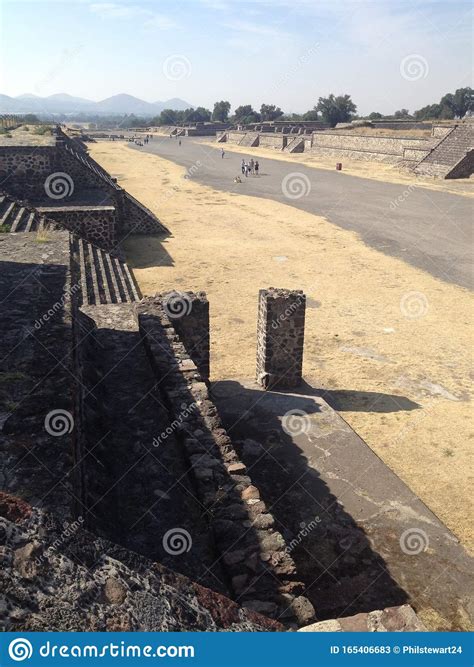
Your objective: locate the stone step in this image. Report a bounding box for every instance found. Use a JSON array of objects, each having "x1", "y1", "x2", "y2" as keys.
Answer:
[
  {"x1": 9, "y1": 206, "x2": 26, "y2": 232},
  {"x1": 0, "y1": 201, "x2": 16, "y2": 225},
  {"x1": 73, "y1": 236, "x2": 140, "y2": 306}
]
